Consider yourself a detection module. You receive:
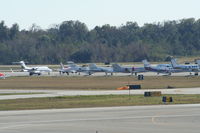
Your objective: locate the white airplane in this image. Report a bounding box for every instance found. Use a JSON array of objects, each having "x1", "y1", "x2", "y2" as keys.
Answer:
[
  {"x1": 14, "y1": 61, "x2": 52, "y2": 76},
  {"x1": 59, "y1": 61, "x2": 82, "y2": 75},
  {"x1": 87, "y1": 63, "x2": 114, "y2": 75},
  {"x1": 0, "y1": 73, "x2": 6, "y2": 79},
  {"x1": 112, "y1": 63, "x2": 146, "y2": 75},
  {"x1": 171, "y1": 58, "x2": 200, "y2": 75},
  {"x1": 142, "y1": 59, "x2": 182, "y2": 75}
]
